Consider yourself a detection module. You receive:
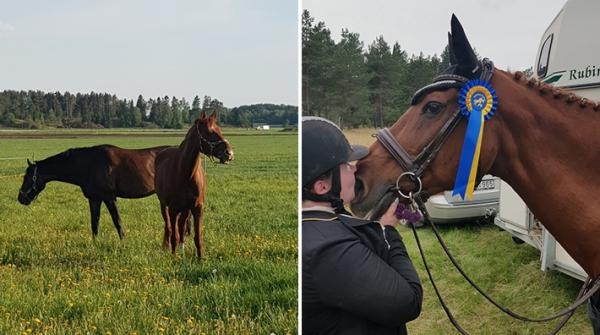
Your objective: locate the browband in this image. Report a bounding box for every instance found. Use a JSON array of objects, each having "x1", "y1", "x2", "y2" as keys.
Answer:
[{"x1": 411, "y1": 60, "x2": 495, "y2": 105}]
